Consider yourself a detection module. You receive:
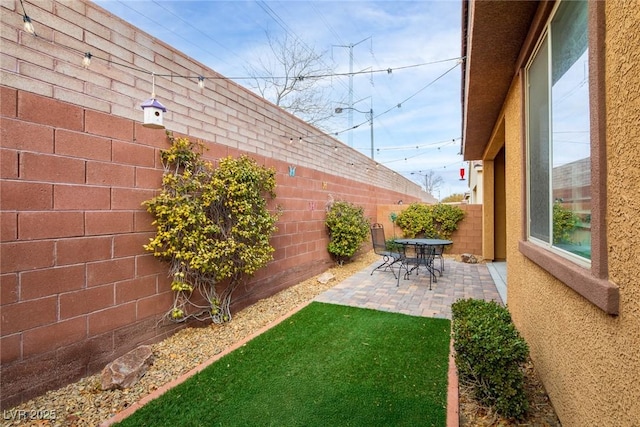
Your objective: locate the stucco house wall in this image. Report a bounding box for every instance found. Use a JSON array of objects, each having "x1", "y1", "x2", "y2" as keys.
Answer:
[
  {"x1": 0, "y1": 0, "x2": 431, "y2": 408},
  {"x1": 462, "y1": 1, "x2": 640, "y2": 425}
]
